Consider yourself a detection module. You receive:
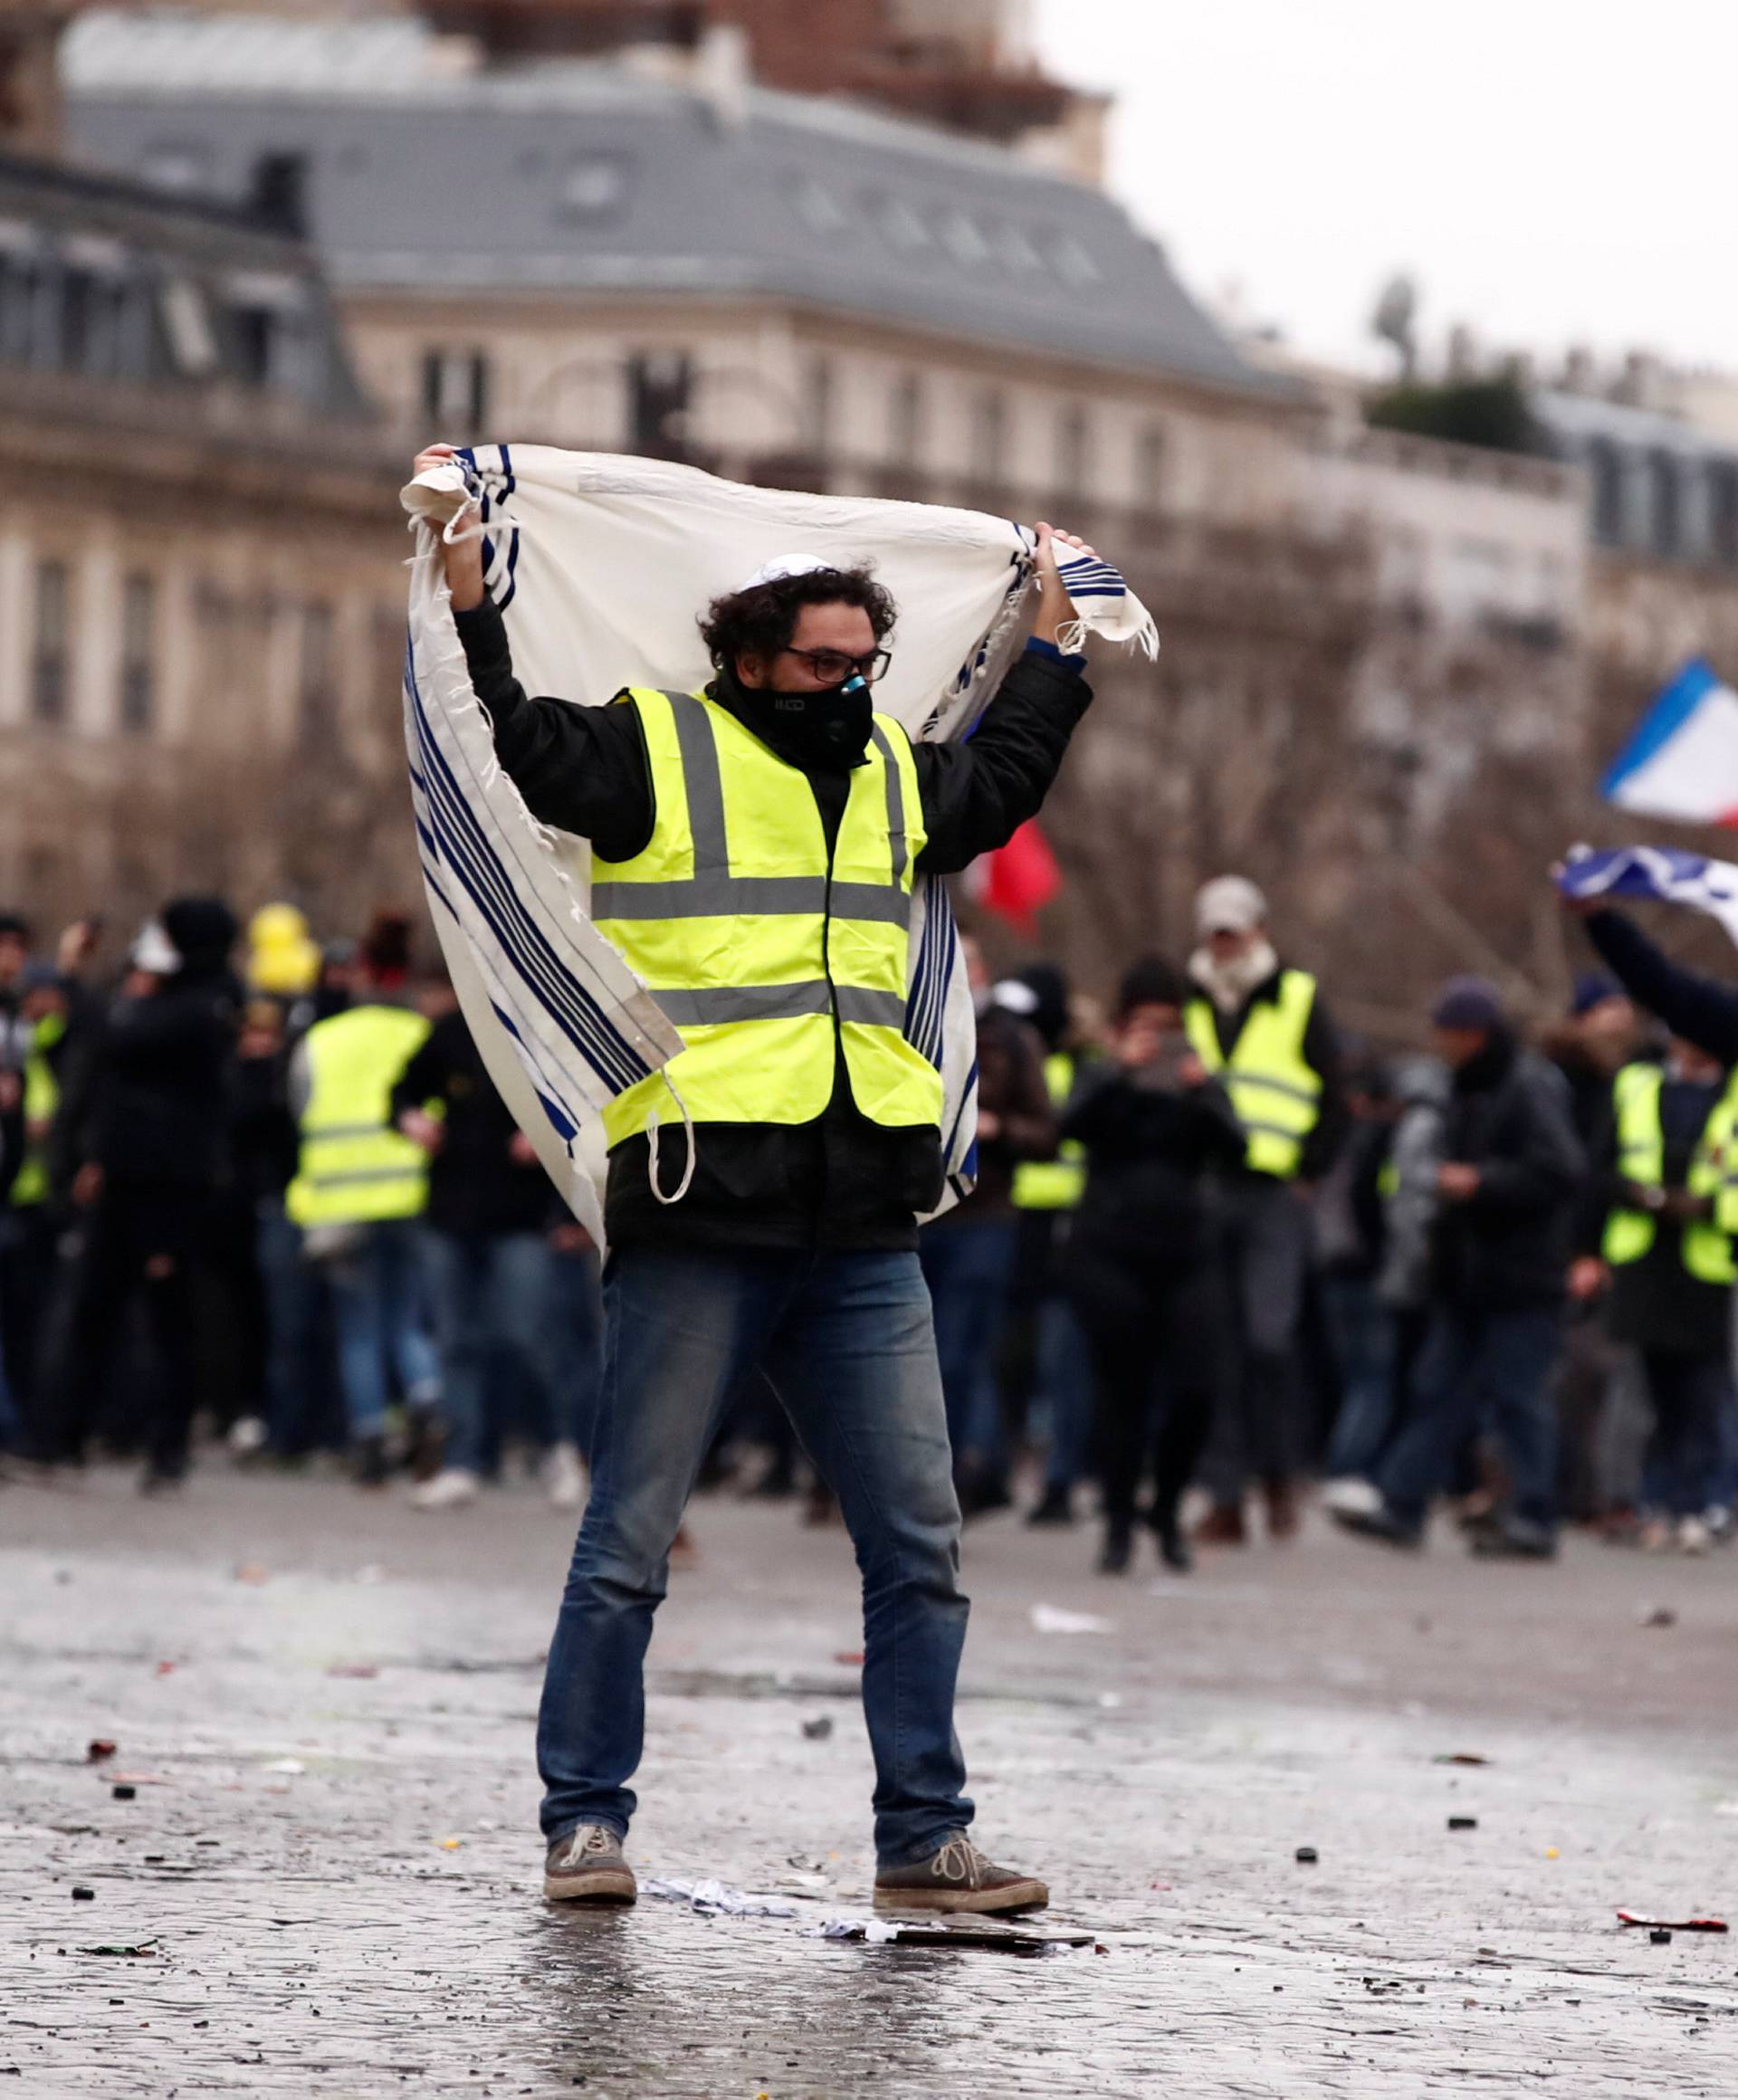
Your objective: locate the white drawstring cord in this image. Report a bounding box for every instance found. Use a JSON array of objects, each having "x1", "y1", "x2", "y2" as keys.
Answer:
[{"x1": 645, "y1": 1073, "x2": 696, "y2": 1205}]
